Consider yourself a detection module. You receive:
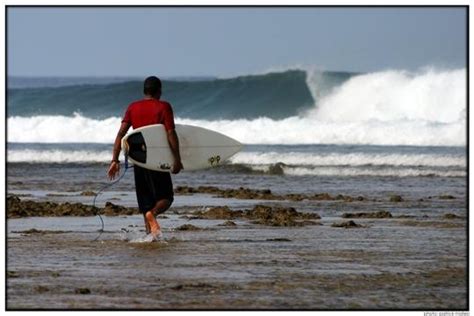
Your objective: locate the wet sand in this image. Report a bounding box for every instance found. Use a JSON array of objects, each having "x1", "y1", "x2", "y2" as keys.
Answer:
[{"x1": 6, "y1": 189, "x2": 467, "y2": 310}]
